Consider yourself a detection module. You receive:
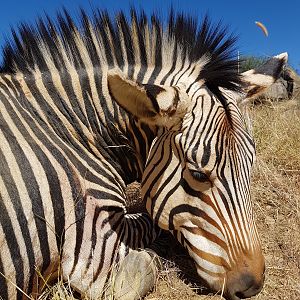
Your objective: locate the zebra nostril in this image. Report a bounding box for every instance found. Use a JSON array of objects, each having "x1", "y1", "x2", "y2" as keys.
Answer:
[{"x1": 235, "y1": 292, "x2": 243, "y2": 299}]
